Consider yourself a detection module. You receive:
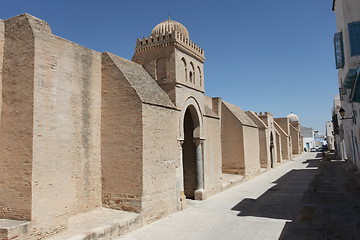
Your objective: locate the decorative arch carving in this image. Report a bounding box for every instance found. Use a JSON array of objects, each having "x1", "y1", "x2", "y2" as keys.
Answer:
[
  {"x1": 197, "y1": 66, "x2": 202, "y2": 86},
  {"x1": 179, "y1": 97, "x2": 204, "y2": 140},
  {"x1": 189, "y1": 62, "x2": 195, "y2": 83},
  {"x1": 181, "y1": 57, "x2": 187, "y2": 81}
]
